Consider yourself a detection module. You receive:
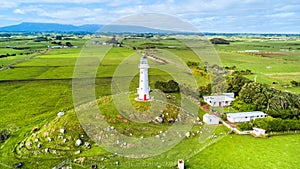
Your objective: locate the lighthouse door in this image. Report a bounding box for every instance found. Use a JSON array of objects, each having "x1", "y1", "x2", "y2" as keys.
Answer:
[{"x1": 144, "y1": 94, "x2": 147, "y2": 100}]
